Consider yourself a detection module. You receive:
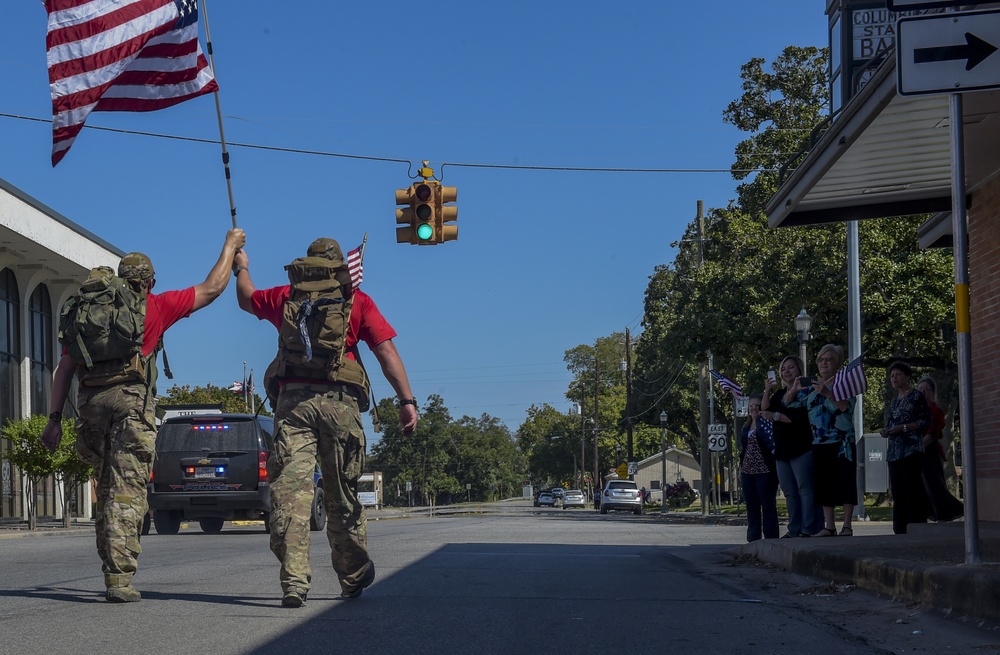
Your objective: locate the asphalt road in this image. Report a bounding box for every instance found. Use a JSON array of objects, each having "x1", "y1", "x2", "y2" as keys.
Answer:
[{"x1": 1, "y1": 504, "x2": 998, "y2": 654}]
